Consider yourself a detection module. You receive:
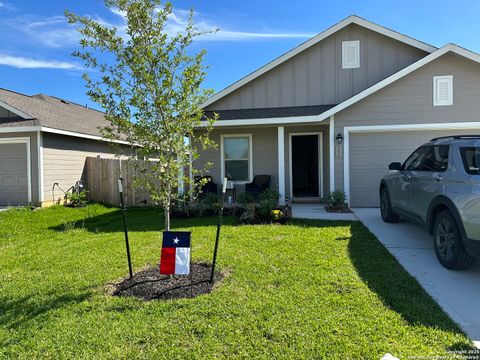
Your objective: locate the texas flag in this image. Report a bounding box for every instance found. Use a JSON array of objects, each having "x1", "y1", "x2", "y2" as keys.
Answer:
[{"x1": 160, "y1": 231, "x2": 191, "y2": 275}]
